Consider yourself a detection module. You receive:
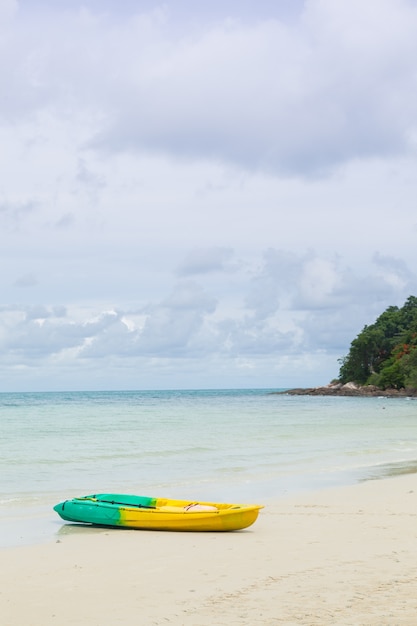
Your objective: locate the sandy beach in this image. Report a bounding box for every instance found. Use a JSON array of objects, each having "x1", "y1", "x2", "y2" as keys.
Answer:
[{"x1": 2, "y1": 474, "x2": 417, "y2": 626}]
